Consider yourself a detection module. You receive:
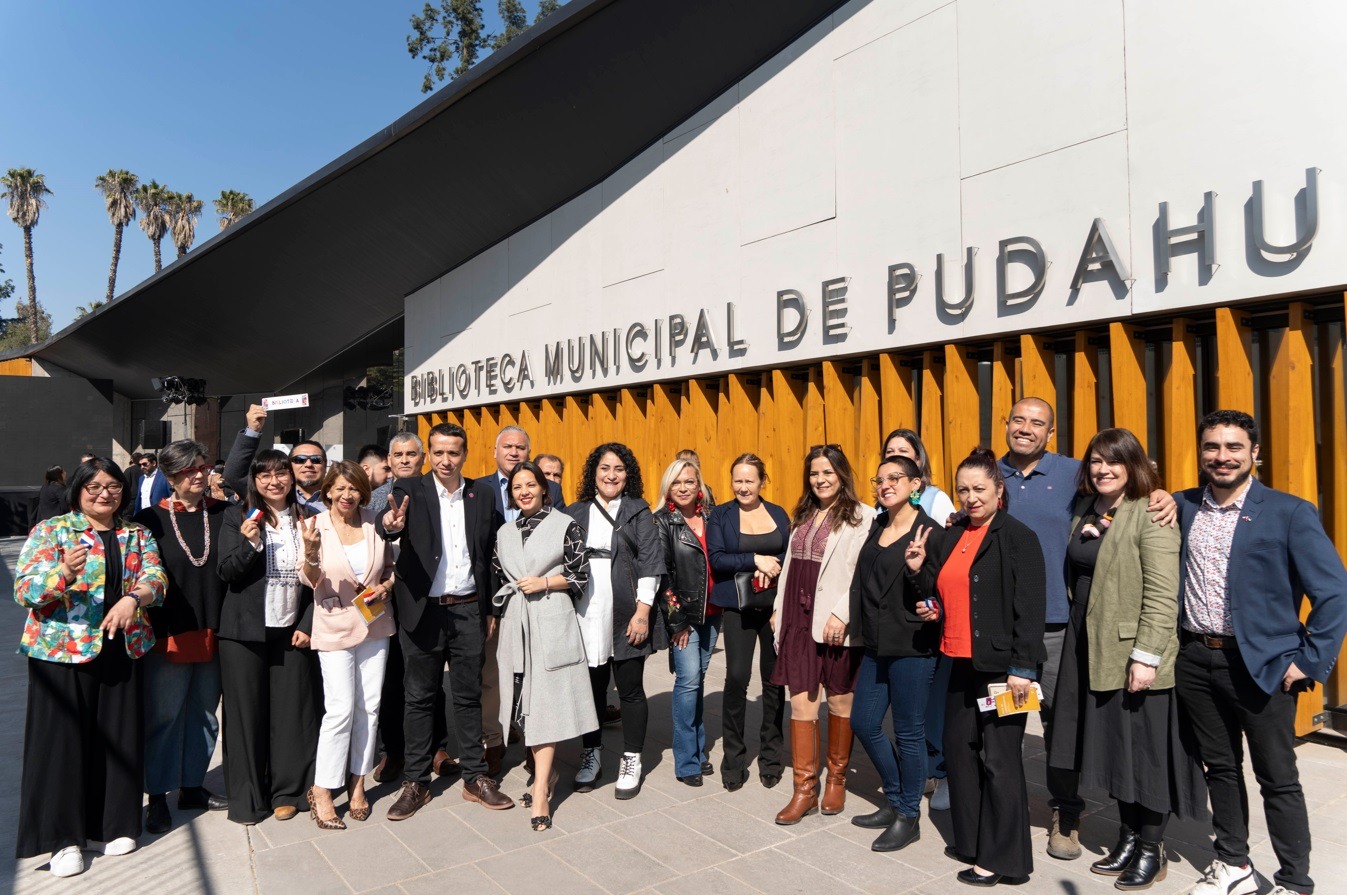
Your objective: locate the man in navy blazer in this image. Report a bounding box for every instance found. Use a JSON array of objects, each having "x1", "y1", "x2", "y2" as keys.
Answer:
[{"x1": 1173, "y1": 410, "x2": 1347, "y2": 895}]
